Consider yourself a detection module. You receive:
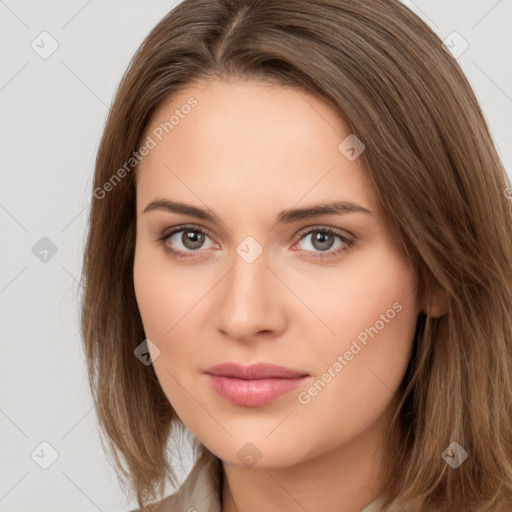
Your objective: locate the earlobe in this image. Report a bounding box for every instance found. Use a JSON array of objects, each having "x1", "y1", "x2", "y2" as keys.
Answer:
[{"x1": 423, "y1": 285, "x2": 449, "y2": 318}]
